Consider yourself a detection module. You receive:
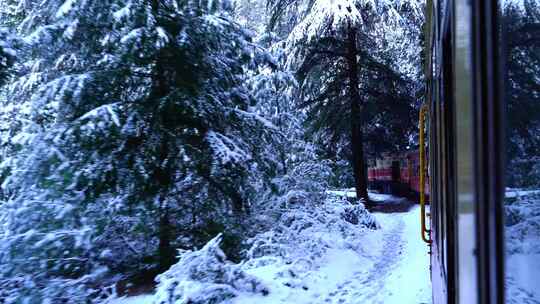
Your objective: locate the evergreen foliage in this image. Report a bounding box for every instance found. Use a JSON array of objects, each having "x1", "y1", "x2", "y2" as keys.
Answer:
[
  {"x1": 503, "y1": 0, "x2": 540, "y2": 188},
  {"x1": 0, "y1": 28, "x2": 14, "y2": 86},
  {"x1": 0, "y1": 0, "x2": 281, "y2": 301},
  {"x1": 0, "y1": 0, "x2": 426, "y2": 301},
  {"x1": 280, "y1": 0, "x2": 423, "y2": 202}
]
